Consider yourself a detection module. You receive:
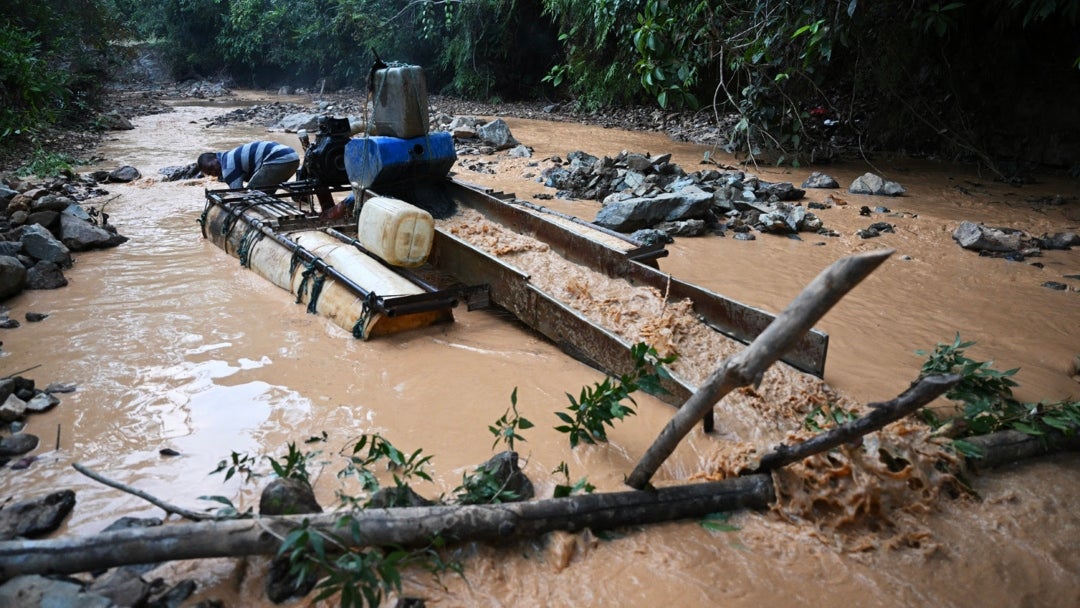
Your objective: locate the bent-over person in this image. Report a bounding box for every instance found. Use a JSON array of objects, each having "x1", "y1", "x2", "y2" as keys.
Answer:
[{"x1": 197, "y1": 141, "x2": 300, "y2": 193}]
